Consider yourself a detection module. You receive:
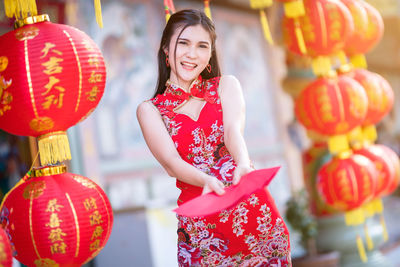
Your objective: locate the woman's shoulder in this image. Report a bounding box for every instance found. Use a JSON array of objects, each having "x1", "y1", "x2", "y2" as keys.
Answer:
[
  {"x1": 216, "y1": 75, "x2": 241, "y2": 96},
  {"x1": 219, "y1": 75, "x2": 239, "y2": 86},
  {"x1": 136, "y1": 100, "x2": 159, "y2": 118}
]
